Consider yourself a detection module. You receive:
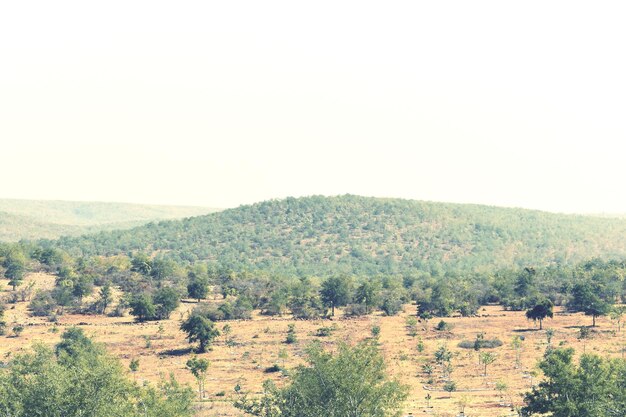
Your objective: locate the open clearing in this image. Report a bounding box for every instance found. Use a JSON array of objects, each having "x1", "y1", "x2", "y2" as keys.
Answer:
[{"x1": 2, "y1": 273, "x2": 624, "y2": 416}]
